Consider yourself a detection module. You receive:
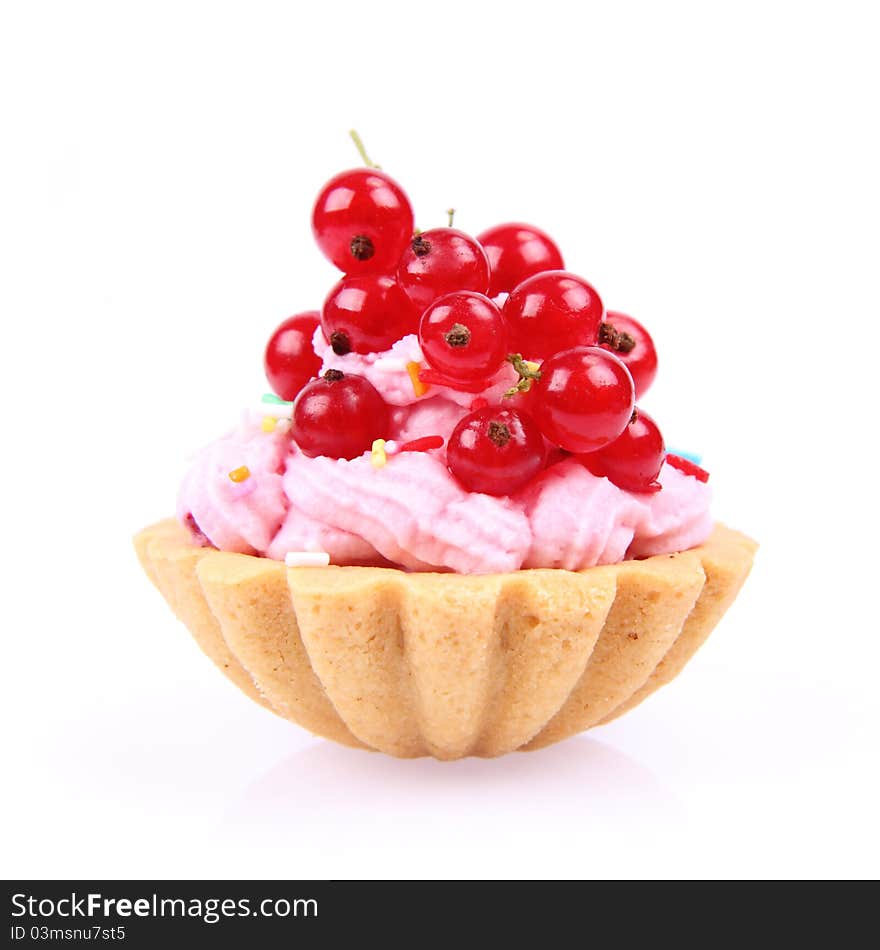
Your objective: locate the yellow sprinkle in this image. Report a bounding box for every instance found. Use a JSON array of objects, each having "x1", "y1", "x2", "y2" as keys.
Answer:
[
  {"x1": 261, "y1": 415, "x2": 277, "y2": 432},
  {"x1": 407, "y1": 361, "x2": 430, "y2": 397},
  {"x1": 228, "y1": 465, "x2": 251, "y2": 483},
  {"x1": 371, "y1": 438, "x2": 387, "y2": 468},
  {"x1": 523, "y1": 360, "x2": 541, "y2": 374}
]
